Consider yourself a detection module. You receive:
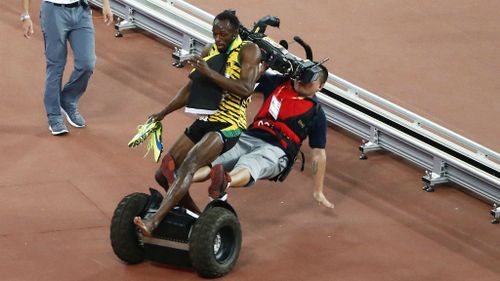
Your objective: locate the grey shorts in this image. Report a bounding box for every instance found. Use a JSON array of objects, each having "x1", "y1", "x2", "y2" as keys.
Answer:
[{"x1": 212, "y1": 132, "x2": 288, "y2": 186}]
